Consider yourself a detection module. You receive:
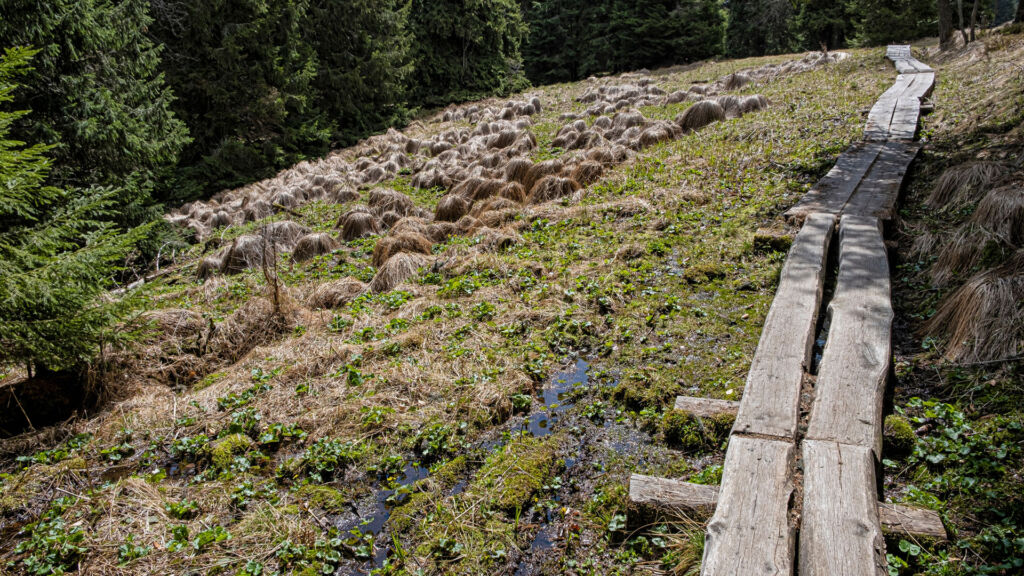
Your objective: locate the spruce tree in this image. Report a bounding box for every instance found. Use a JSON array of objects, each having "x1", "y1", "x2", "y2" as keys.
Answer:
[
  {"x1": 851, "y1": 0, "x2": 936, "y2": 45},
  {"x1": 726, "y1": 0, "x2": 797, "y2": 57},
  {"x1": 306, "y1": 0, "x2": 412, "y2": 146},
  {"x1": 0, "y1": 47, "x2": 140, "y2": 373},
  {"x1": 407, "y1": 0, "x2": 530, "y2": 107},
  {"x1": 797, "y1": 0, "x2": 853, "y2": 50},
  {"x1": 0, "y1": 0, "x2": 189, "y2": 227},
  {"x1": 150, "y1": 0, "x2": 330, "y2": 198}
]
